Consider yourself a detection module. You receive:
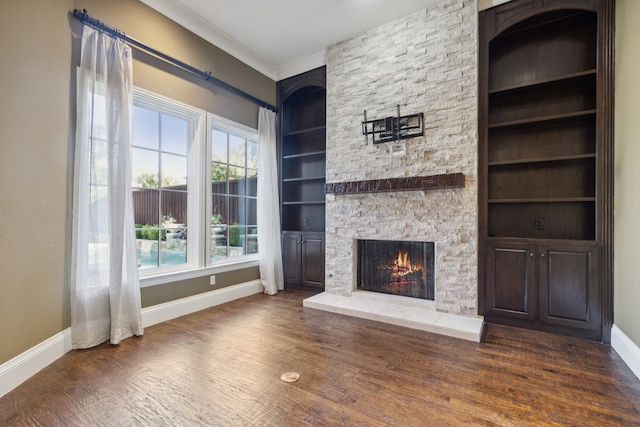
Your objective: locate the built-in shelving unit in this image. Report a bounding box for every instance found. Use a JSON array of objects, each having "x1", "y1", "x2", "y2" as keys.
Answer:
[
  {"x1": 277, "y1": 67, "x2": 326, "y2": 291},
  {"x1": 478, "y1": 0, "x2": 614, "y2": 342}
]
